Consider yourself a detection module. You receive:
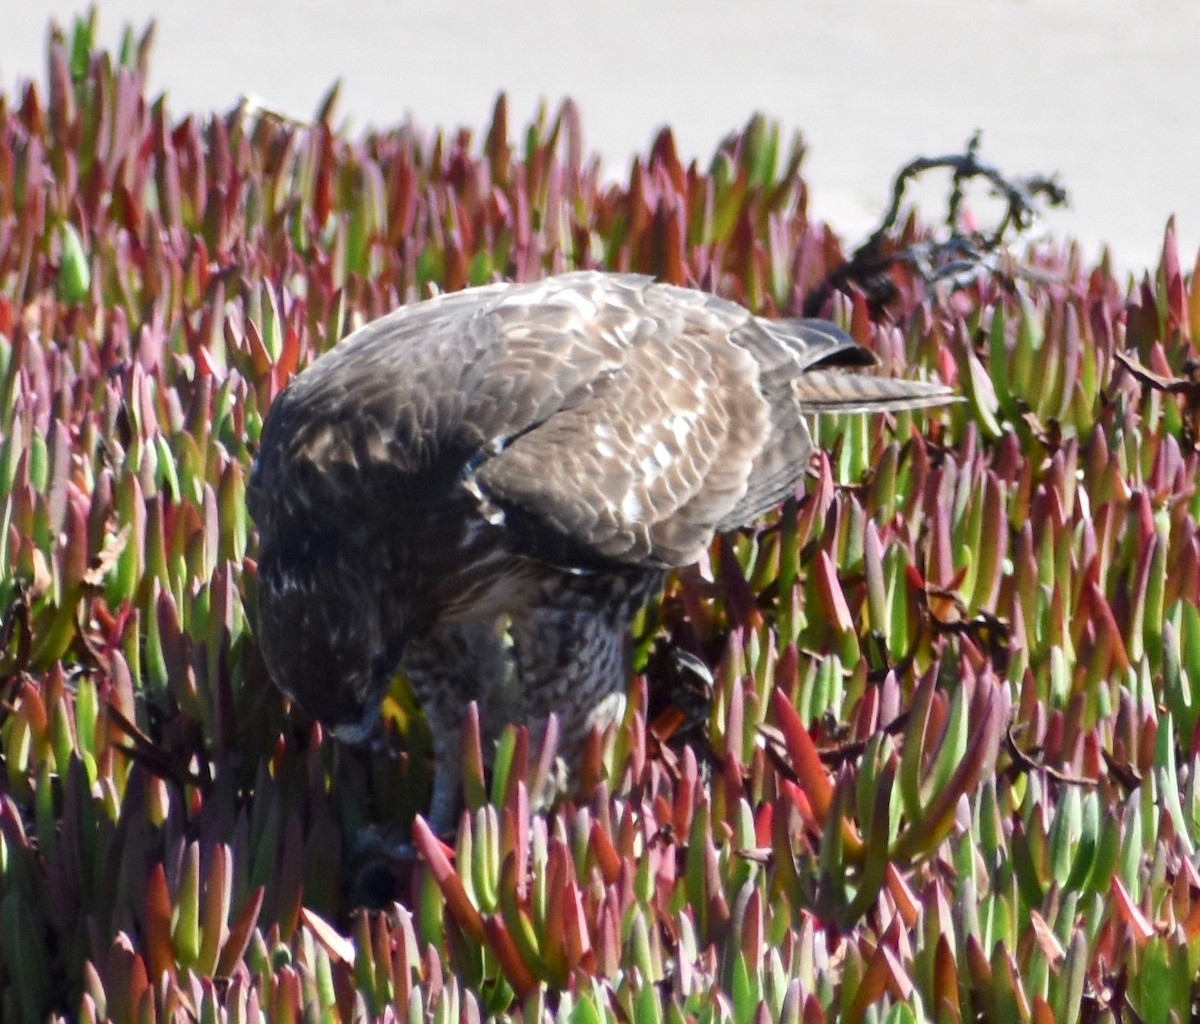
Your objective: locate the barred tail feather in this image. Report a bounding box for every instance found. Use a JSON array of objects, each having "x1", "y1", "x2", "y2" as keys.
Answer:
[{"x1": 791, "y1": 371, "x2": 959, "y2": 415}]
